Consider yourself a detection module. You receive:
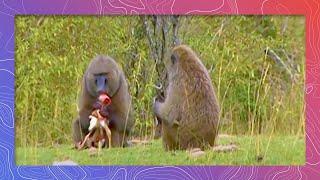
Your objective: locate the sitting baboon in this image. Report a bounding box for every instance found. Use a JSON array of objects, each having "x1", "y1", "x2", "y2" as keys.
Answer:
[
  {"x1": 72, "y1": 55, "x2": 134, "y2": 148},
  {"x1": 153, "y1": 45, "x2": 220, "y2": 150}
]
